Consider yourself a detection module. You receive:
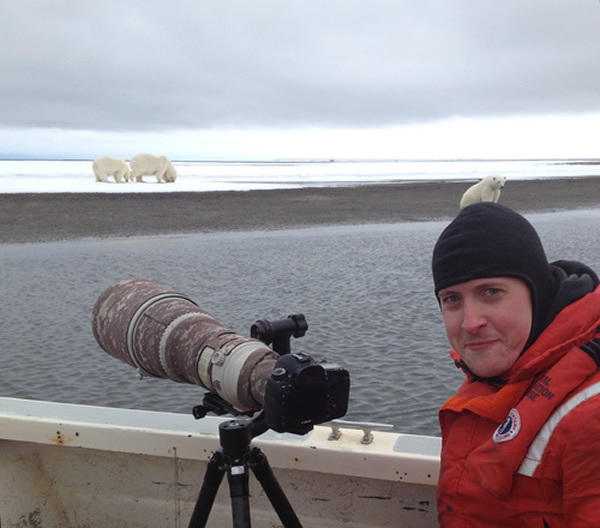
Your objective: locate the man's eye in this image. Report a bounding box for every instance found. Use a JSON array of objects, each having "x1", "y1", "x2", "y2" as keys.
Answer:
[{"x1": 441, "y1": 294, "x2": 460, "y2": 305}]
